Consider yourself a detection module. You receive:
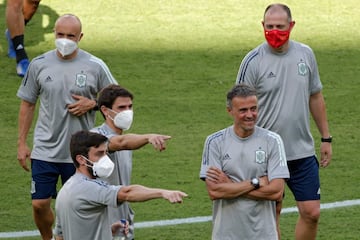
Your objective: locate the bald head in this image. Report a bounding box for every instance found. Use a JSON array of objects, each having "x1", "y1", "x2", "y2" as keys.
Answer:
[
  {"x1": 54, "y1": 14, "x2": 83, "y2": 42},
  {"x1": 263, "y1": 3, "x2": 292, "y2": 22},
  {"x1": 54, "y1": 14, "x2": 83, "y2": 59},
  {"x1": 55, "y1": 14, "x2": 82, "y2": 32}
]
